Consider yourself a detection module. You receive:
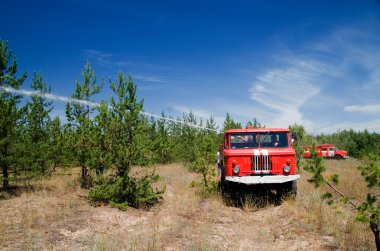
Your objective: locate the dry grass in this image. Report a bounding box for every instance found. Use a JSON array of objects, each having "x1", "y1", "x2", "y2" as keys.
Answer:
[
  {"x1": 0, "y1": 159, "x2": 377, "y2": 250},
  {"x1": 0, "y1": 167, "x2": 91, "y2": 250},
  {"x1": 290, "y1": 158, "x2": 375, "y2": 250}
]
